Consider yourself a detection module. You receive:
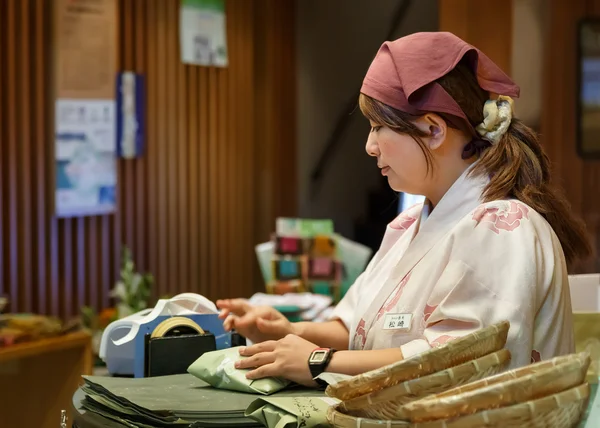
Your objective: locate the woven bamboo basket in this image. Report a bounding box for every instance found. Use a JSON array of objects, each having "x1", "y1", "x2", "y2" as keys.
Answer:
[
  {"x1": 396, "y1": 352, "x2": 591, "y2": 423},
  {"x1": 339, "y1": 349, "x2": 511, "y2": 420},
  {"x1": 326, "y1": 320, "x2": 509, "y2": 401},
  {"x1": 326, "y1": 383, "x2": 590, "y2": 428}
]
